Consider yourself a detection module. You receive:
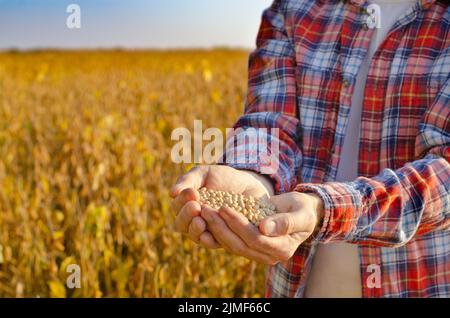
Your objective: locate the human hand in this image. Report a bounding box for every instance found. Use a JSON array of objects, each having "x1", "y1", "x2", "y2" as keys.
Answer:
[
  {"x1": 170, "y1": 165, "x2": 274, "y2": 248},
  {"x1": 201, "y1": 191, "x2": 324, "y2": 264}
]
